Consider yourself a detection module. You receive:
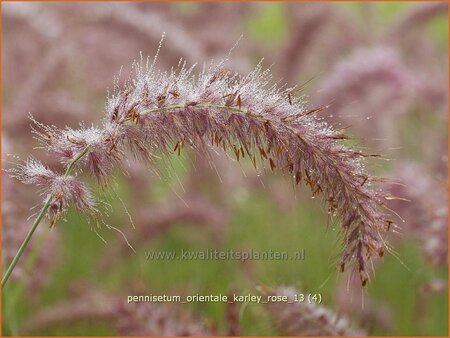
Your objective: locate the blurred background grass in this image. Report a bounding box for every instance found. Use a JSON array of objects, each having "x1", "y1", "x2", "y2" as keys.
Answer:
[
  {"x1": 2, "y1": 1, "x2": 448, "y2": 336},
  {"x1": 5, "y1": 172, "x2": 447, "y2": 335}
]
